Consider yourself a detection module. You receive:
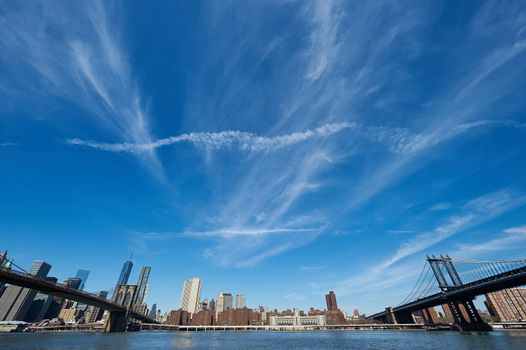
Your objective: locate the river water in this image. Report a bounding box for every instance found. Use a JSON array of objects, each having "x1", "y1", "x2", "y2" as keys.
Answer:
[{"x1": 1, "y1": 331, "x2": 526, "y2": 349}]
